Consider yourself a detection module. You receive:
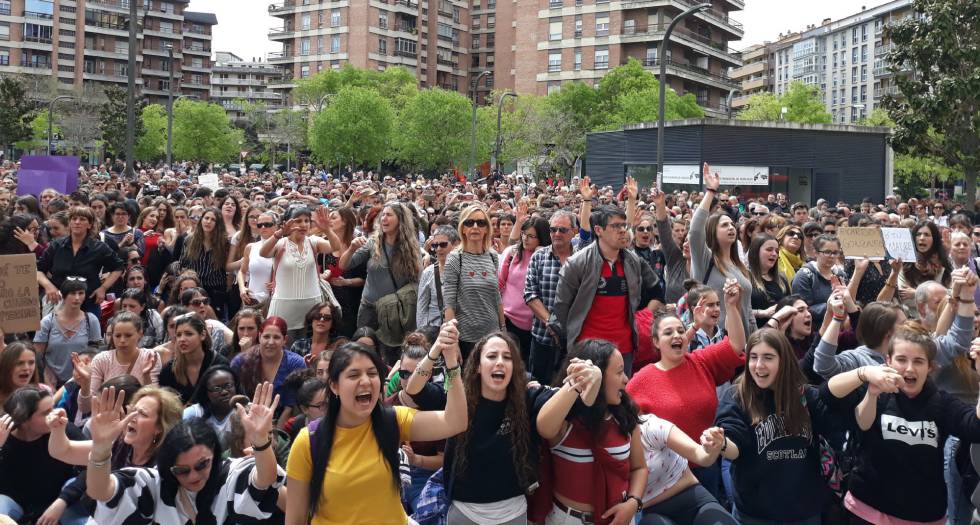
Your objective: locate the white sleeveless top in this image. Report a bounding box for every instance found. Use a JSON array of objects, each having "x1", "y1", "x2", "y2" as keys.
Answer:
[
  {"x1": 272, "y1": 237, "x2": 320, "y2": 300},
  {"x1": 246, "y1": 242, "x2": 274, "y2": 301}
]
